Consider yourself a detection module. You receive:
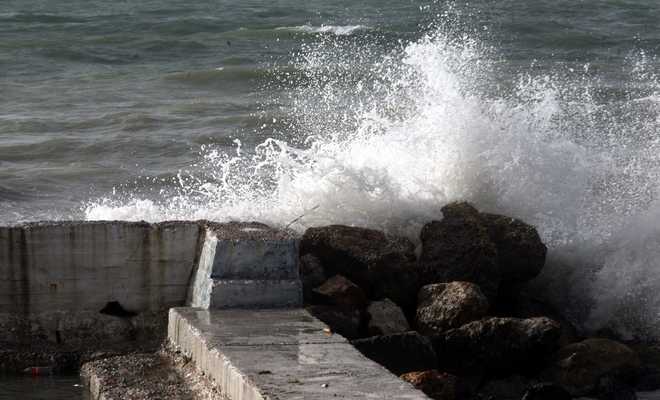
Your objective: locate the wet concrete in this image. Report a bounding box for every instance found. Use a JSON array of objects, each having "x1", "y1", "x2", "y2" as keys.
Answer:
[{"x1": 168, "y1": 307, "x2": 430, "y2": 400}]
